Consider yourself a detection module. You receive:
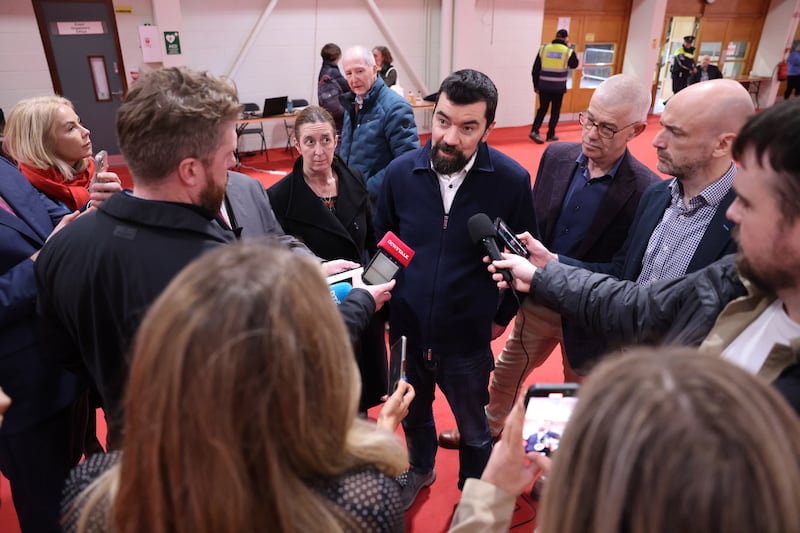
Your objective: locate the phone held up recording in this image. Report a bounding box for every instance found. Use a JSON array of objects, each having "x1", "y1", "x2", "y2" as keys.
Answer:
[
  {"x1": 388, "y1": 336, "x2": 408, "y2": 396},
  {"x1": 92, "y1": 150, "x2": 108, "y2": 181},
  {"x1": 494, "y1": 216, "x2": 529, "y2": 258},
  {"x1": 522, "y1": 383, "x2": 579, "y2": 457}
]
